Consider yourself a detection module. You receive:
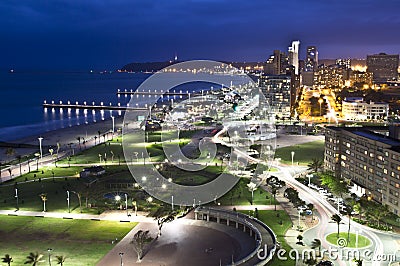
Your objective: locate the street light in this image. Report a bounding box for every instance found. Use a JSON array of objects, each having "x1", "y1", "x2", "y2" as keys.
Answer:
[
  {"x1": 47, "y1": 248, "x2": 52, "y2": 266},
  {"x1": 119, "y1": 252, "x2": 124, "y2": 266},
  {"x1": 15, "y1": 188, "x2": 19, "y2": 211},
  {"x1": 111, "y1": 116, "x2": 115, "y2": 133},
  {"x1": 67, "y1": 190, "x2": 70, "y2": 213},
  {"x1": 291, "y1": 151, "x2": 295, "y2": 166},
  {"x1": 38, "y1": 137, "x2": 43, "y2": 159},
  {"x1": 318, "y1": 98, "x2": 324, "y2": 117},
  {"x1": 125, "y1": 194, "x2": 128, "y2": 216}
]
